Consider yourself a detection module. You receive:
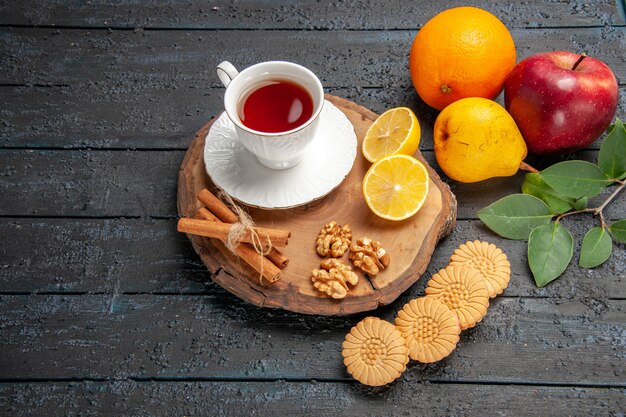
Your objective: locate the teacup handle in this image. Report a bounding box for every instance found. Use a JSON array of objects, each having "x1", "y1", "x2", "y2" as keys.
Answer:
[{"x1": 217, "y1": 61, "x2": 239, "y2": 87}]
